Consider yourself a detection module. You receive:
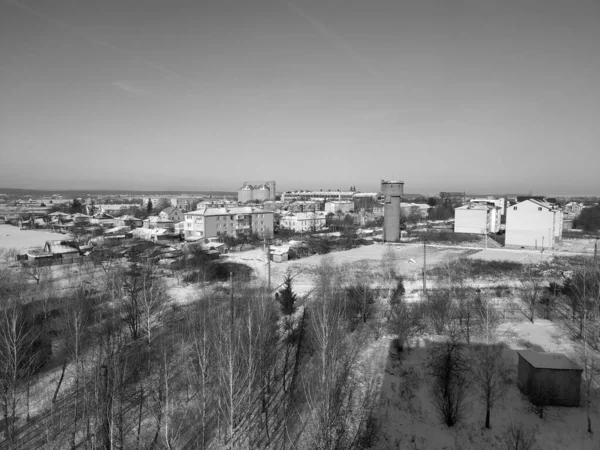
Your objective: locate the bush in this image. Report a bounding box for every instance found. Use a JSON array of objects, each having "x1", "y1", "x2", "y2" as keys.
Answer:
[{"x1": 410, "y1": 231, "x2": 480, "y2": 244}]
